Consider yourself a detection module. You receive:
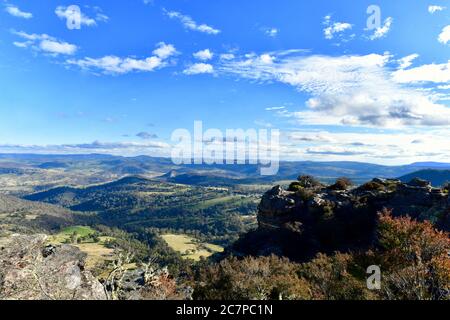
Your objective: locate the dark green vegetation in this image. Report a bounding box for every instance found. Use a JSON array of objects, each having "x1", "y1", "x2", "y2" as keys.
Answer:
[
  {"x1": 24, "y1": 176, "x2": 259, "y2": 245},
  {"x1": 0, "y1": 194, "x2": 77, "y2": 235}
]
